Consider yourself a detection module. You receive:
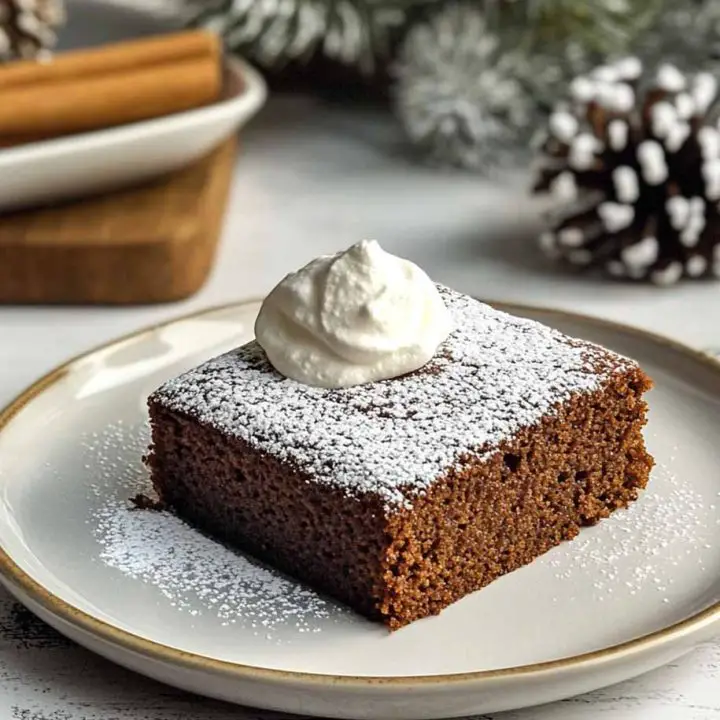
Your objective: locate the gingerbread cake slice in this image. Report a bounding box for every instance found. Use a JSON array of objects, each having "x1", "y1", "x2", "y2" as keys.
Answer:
[{"x1": 146, "y1": 288, "x2": 653, "y2": 630}]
